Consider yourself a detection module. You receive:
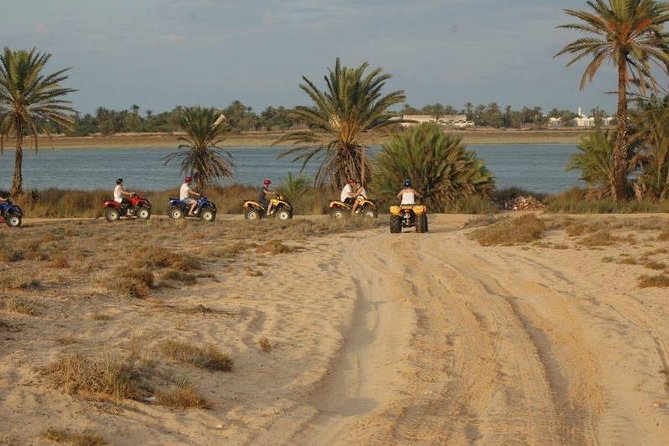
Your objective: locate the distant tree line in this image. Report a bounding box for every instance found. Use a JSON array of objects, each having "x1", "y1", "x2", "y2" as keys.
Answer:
[{"x1": 59, "y1": 101, "x2": 610, "y2": 136}]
